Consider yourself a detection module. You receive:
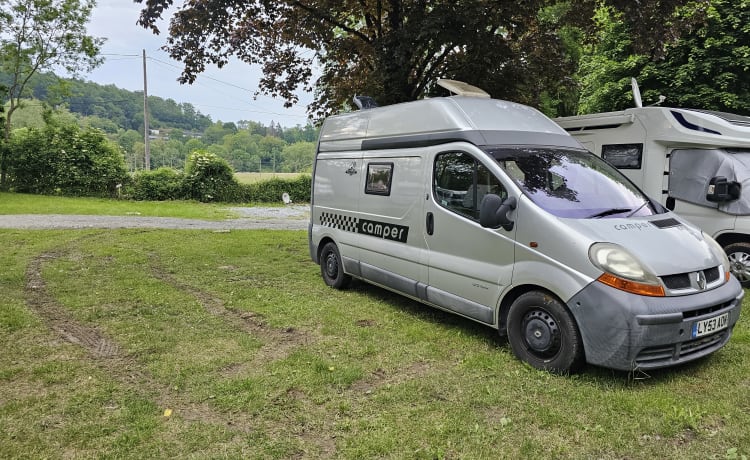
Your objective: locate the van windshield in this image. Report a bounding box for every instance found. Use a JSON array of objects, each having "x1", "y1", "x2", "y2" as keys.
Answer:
[{"x1": 486, "y1": 147, "x2": 658, "y2": 219}]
